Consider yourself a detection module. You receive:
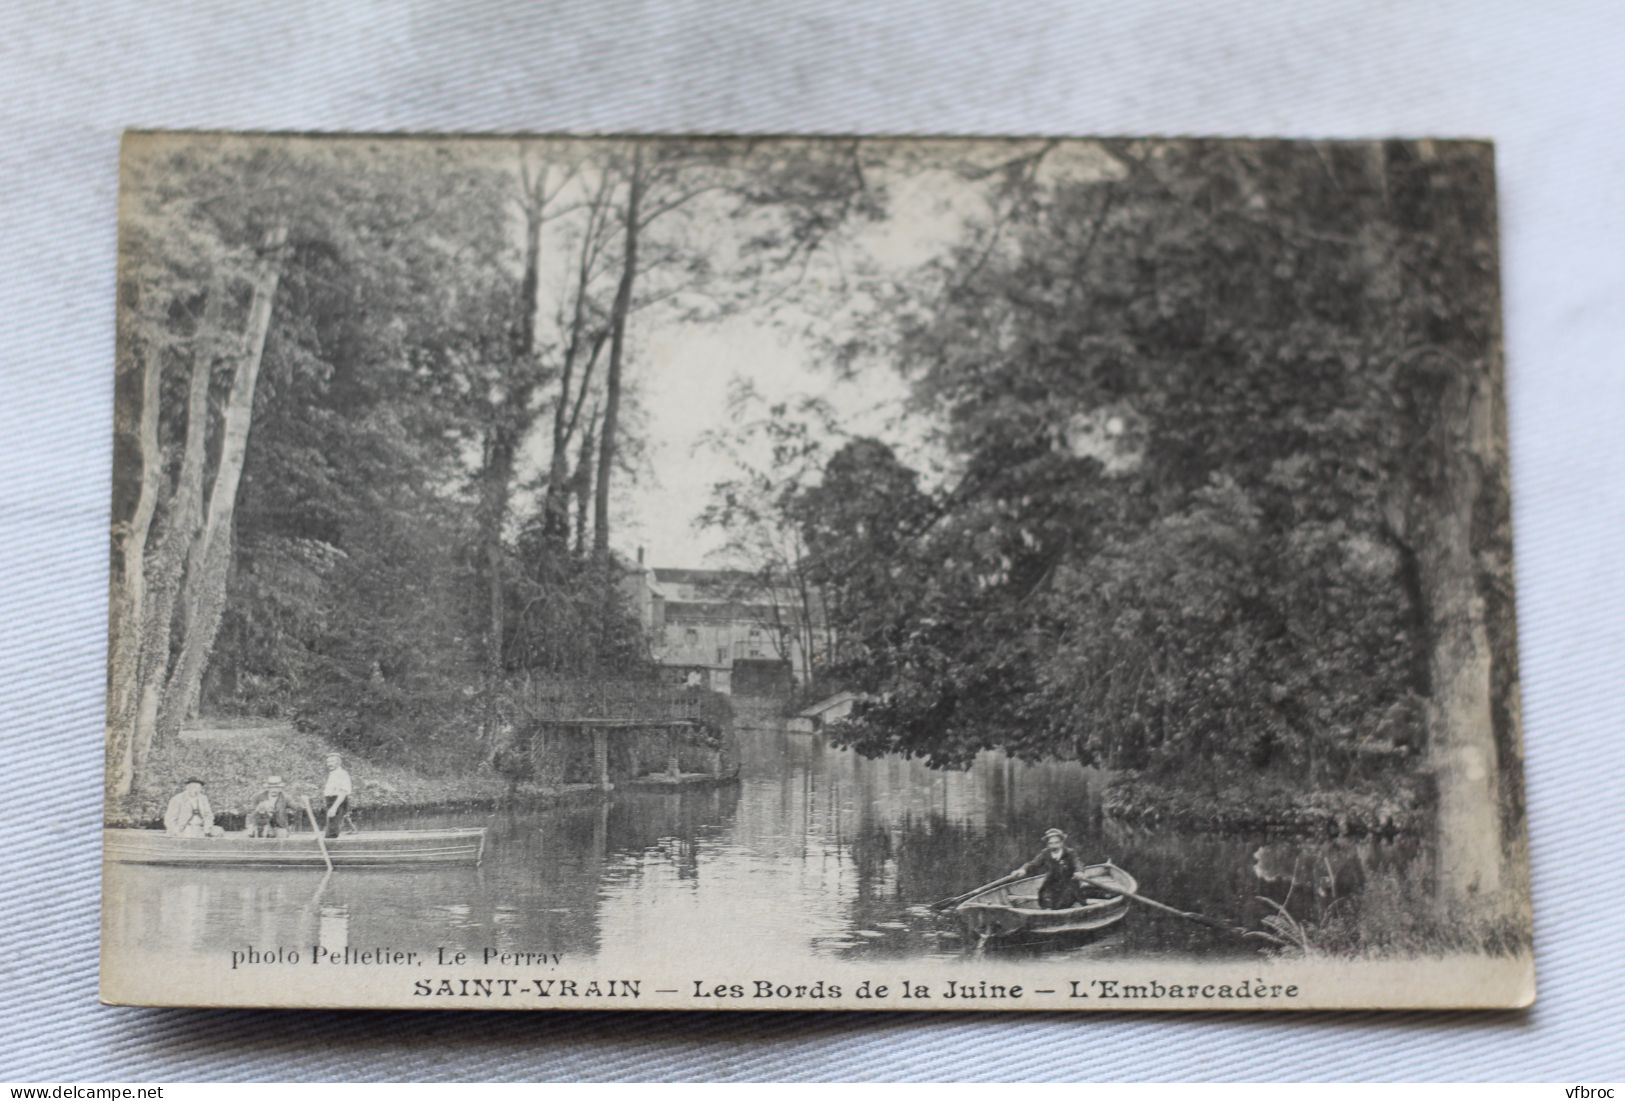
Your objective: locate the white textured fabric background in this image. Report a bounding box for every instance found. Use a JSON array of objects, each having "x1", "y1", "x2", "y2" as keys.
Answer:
[{"x1": 2, "y1": 0, "x2": 1622, "y2": 1082}]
